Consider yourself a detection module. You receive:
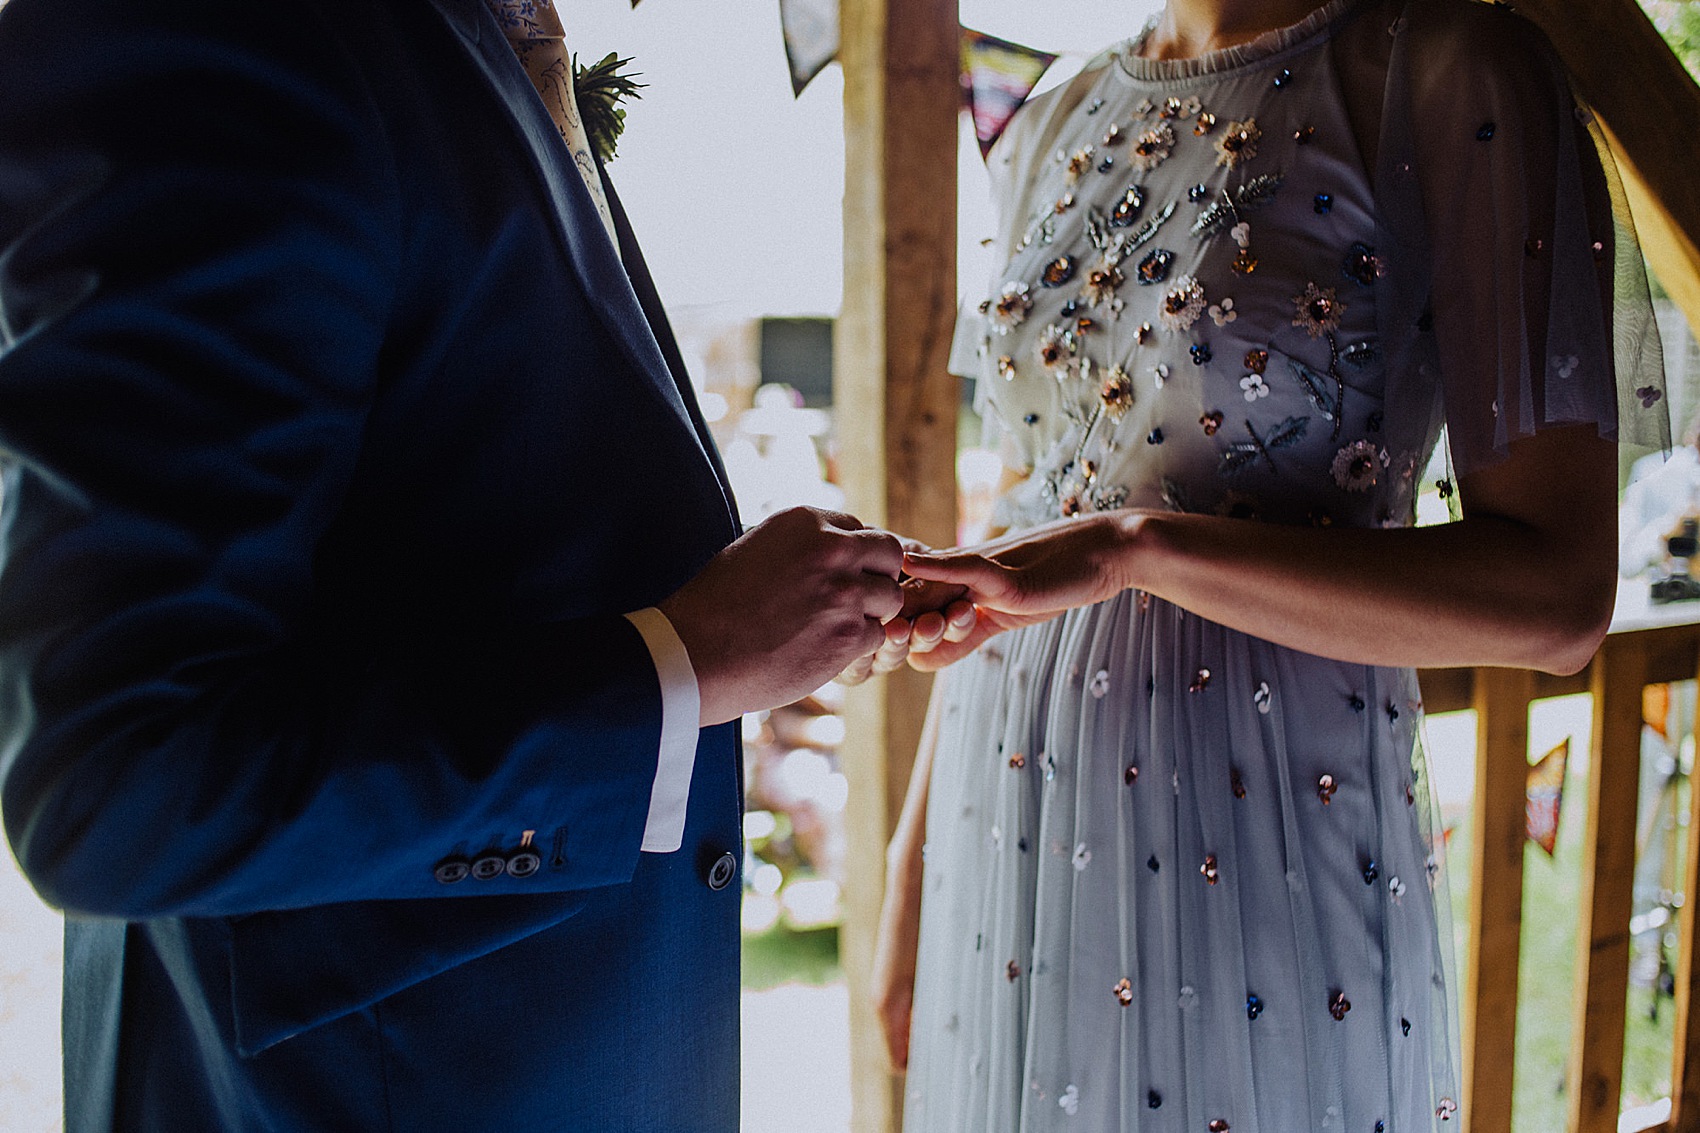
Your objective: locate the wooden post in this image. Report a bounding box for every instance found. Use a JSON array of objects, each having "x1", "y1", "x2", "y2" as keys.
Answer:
[
  {"x1": 1568, "y1": 639, "x2": 1650, "y2": 1133},
  {"x1": 836, "y1": 1, "x2": 960, "y2": 1130},
  {"x1": 1512, "y1": 0, "x2": 1700, "y2": 336},
  {"x1": 1463, "y1": 668, "x2": 1535, "y2": 1133},
  {"x1": 1668, "y1": 656, "x2": 1700, "y2": 1133}
]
